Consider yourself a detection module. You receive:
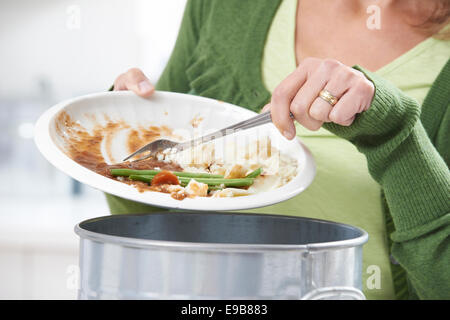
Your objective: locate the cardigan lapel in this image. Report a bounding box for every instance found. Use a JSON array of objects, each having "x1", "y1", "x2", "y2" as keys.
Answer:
[{"x1": 184, "y1": 0, "x2": 281, "y2": 112}]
